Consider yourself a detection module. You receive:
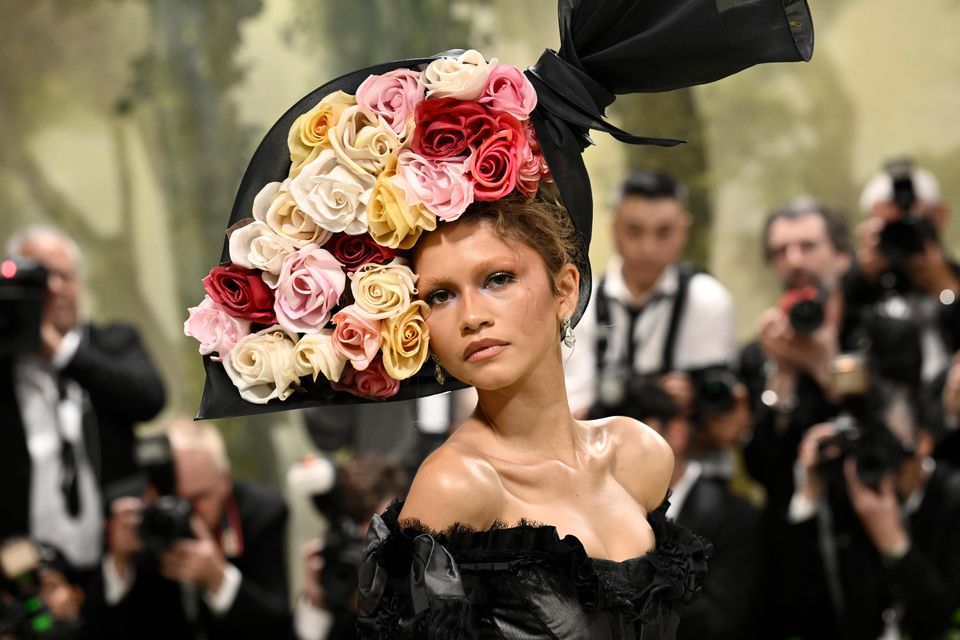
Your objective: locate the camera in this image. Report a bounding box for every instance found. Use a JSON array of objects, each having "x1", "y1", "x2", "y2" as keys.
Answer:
[
  {"x1": 878, "y1": 158, "x2": 936, "y2": 267},
  {"x1": 0, "y1": 538, "x2": 71, "y2": 639},
  {"x1": 0, "y1": 258, "x2": 47, "y2": 358},
  {"x1": 136, "y1": 435, "x2": 193, "y2": 555},
  {"x1": 817, "y1": 413, "x2": 912, "y2": 491},
  {"x1": 687, "y1": 366, "x2": 740, "y2": 416},
  {"x1": 779, "y1": 285, "x2": 826, "y2": 335}
]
